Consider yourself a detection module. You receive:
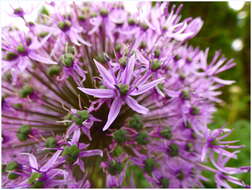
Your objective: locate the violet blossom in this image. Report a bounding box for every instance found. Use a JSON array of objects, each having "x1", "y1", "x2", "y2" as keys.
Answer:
[{"x1": 1, "y1": 1, "x2": 249, "y2": 188}]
